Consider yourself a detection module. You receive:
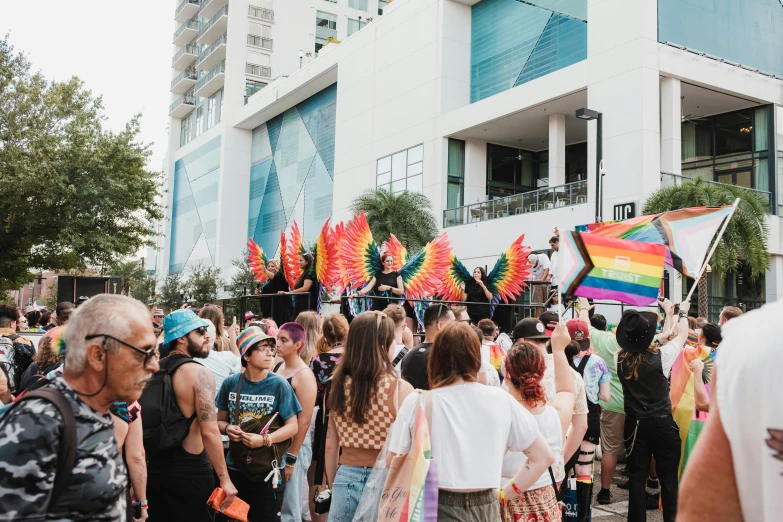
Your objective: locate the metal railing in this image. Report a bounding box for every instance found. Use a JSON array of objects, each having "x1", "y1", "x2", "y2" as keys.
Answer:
[
  {"x1": 248, "y1": 5, "x2": 274, "y2": 21},
  {"x1": 660, "y1": 172, "x2": 772, "y2": 210},
  {"x1": 247, "y1": 34, "x2": 274, "y2": 50},
  {"x1": 173, "y1": 19, "x2": 200, "y2": 41},
  {"x1": 170, "y1": 68, "x2": 198, "y2": 89},
  {"x1": 443, "y1": 180, "x2": 588, "y2": 228},
  {"x1": 245, "y1": 63, "x2": 271, "y2": 78},
  {"x1": 175, "y1": 0, "x2": 200, "y2": 18},
  {"x1": 169, "y1": 92, "x2": 196, "y2": 114},
  {"x1": 172, "y1": 44, "x2": 201, "y2": 66},
  {"x1": 195, "y1": 61, "x2": 225, "y2": 91},
  {"x1": 199, "y1": 4, "x2": 229, "y2": 37},
  {"x1": 195, "y1": 33, "x2": 227, "y2": 67}
]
